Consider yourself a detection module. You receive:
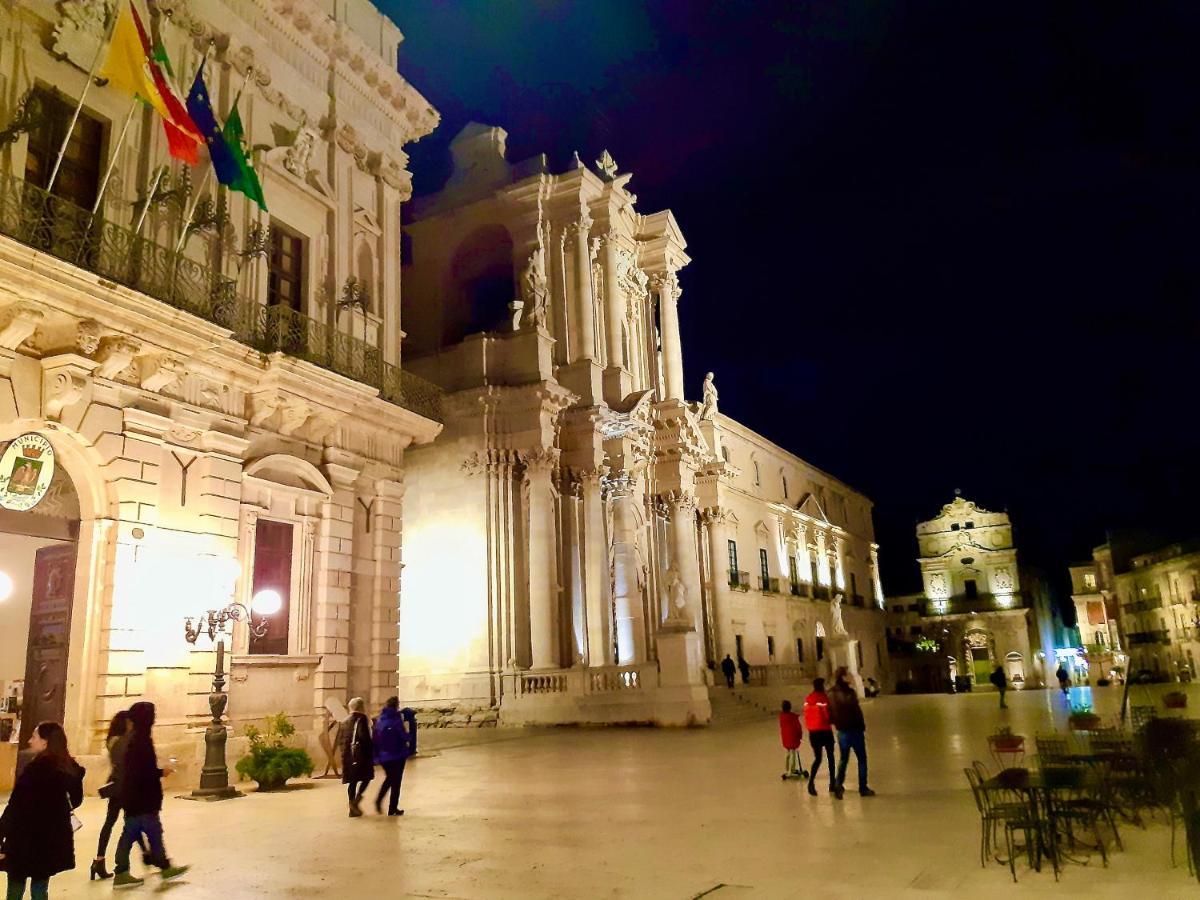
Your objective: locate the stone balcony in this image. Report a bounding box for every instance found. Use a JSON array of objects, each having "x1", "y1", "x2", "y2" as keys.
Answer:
[{"x1": 0, "y1": 173, "x2": 442, "y2": 422}]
